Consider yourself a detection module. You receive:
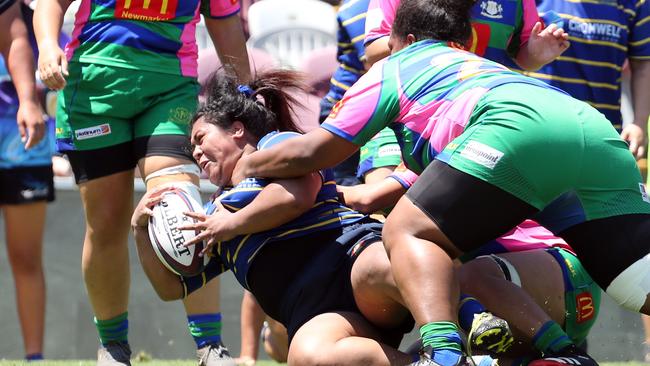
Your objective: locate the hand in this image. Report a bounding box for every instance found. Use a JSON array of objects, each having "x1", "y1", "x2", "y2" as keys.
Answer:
[
  {"x1": 16, "y1": 100, "x2": 45, "y2": 149},
  {"x1": 131, "y1": 186, "x2": 175, "y2": 228},
  {"x1": 37, "y1": 41, "x2": 69, "y2": 90},
  {"x1": 180, "y1": 200, "x2": 238, "y2": 256},
  {"x1": 523, "y1": 22, "x2": 570, "y2": 69},
  {"x1": 337, "y1": 184, "x2": 372, "y2": 213},
  {"x1": 621, "y1": 123, "x2": 647, "y2": 160}
]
